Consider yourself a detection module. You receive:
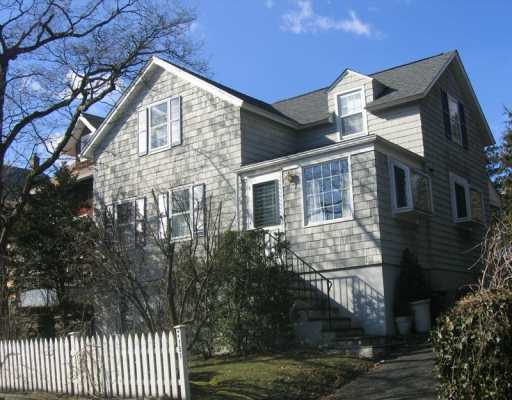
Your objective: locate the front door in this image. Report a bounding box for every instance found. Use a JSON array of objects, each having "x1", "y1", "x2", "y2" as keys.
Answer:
[{"x1": 244, "y1": 171, "x2": 284, "y2": 254}]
